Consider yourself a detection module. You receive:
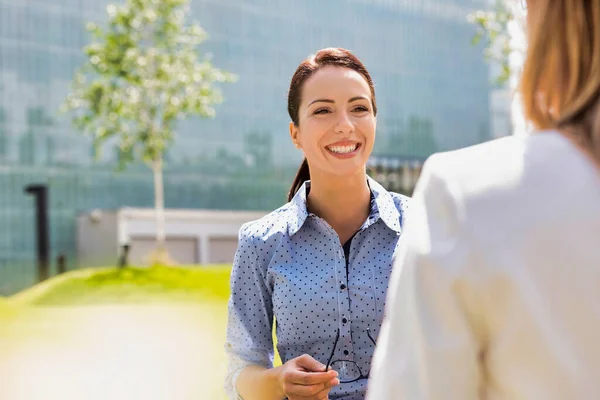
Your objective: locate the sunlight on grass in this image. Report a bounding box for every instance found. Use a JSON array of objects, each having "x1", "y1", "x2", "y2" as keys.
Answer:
[
  {"x1": 0, "y1": 265, "x2": 281, "y2": 400},
  {"x1": 11, "y1": 265, "x2": 232, "y2": 306},
  {"x1": 0, "y1": 296, "x2": 18, "y2": 320}
]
